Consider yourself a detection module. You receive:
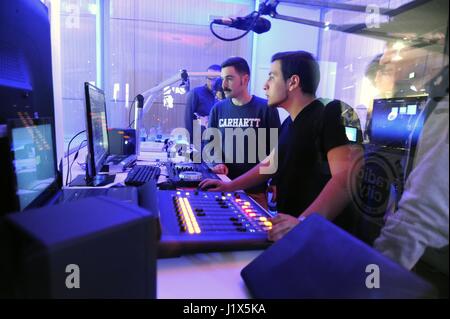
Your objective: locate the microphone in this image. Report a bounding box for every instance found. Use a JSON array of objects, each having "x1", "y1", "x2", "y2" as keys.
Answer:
[
  {"x1": 213, "y1": 15, "x2": 271, "y2": 34},
  {"x1": 136, "y1": 94, "x2": 144, "y2": 109},
  {"x1": 180, "y1": 69, "x2": 190, "y2": 92}
]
